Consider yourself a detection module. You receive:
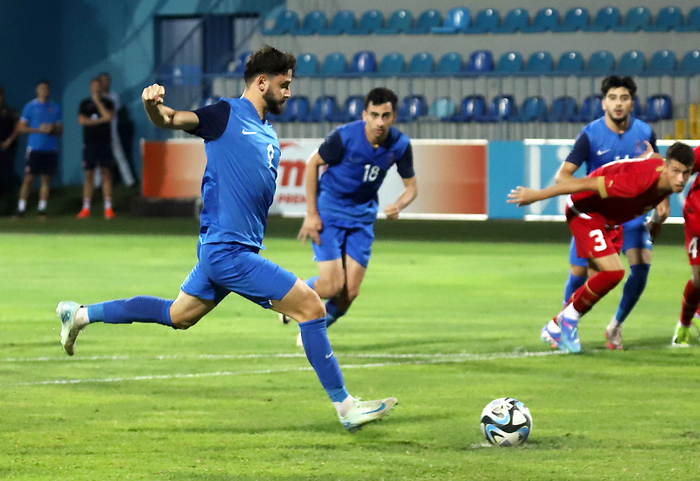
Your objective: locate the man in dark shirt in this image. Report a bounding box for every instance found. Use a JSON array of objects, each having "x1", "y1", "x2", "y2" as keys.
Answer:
[
  {"x1": 77, "y1": 77, "x2": 115, "y2": 219},
  {"x1": 0, "y1": 86, "x2": 20, "y2": 215}
]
